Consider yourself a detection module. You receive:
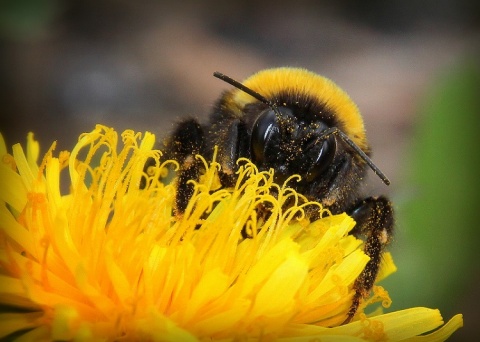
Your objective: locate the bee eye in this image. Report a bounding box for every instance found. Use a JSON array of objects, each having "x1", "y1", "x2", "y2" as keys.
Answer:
[
  {"x1": 305, "y1": 134, "x2": 336, "y2": 182},
  {"x1": 251, "y1": 109, "x2": 280, "y2": 164},
  {"x1": 251, "y1": 107, "x2": 337, "y2": 183}
]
